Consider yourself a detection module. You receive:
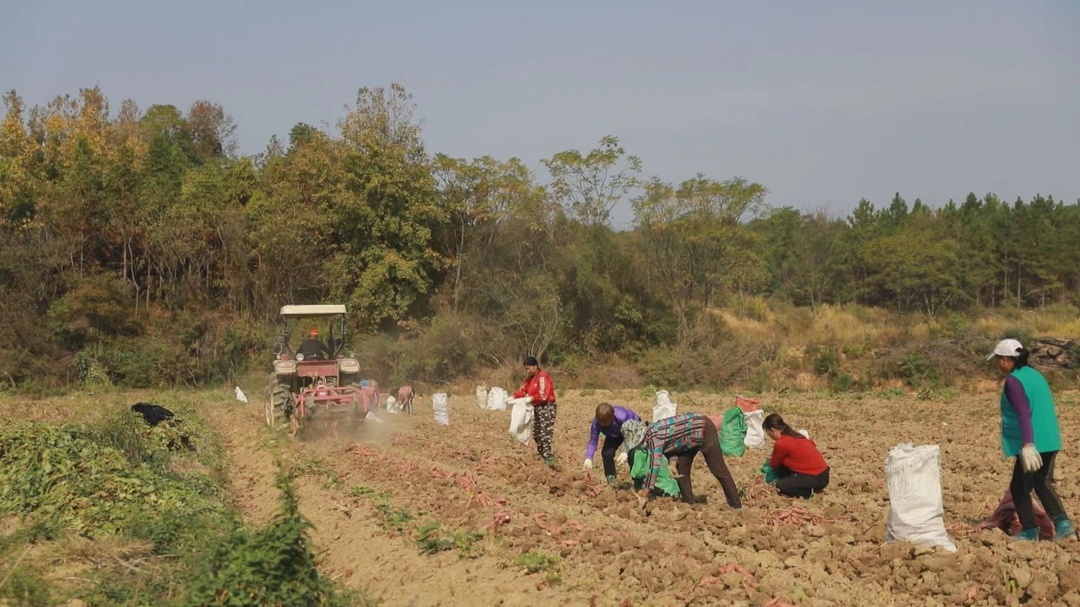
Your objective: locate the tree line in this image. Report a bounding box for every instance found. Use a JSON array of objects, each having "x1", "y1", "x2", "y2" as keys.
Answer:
[{"x1": 1, "y1": 84, "x2": 1078, "y2": 388}]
